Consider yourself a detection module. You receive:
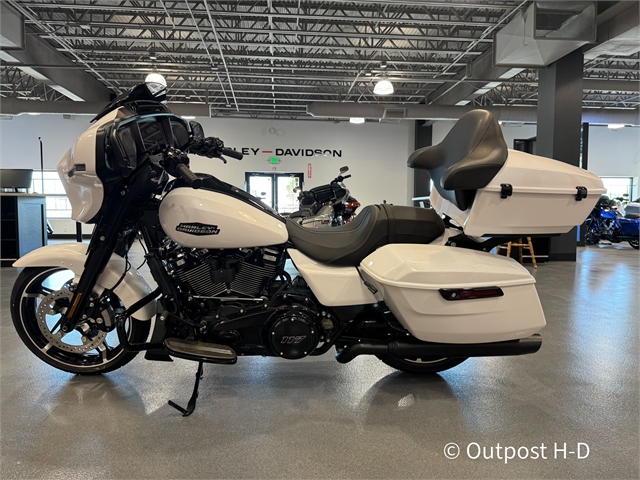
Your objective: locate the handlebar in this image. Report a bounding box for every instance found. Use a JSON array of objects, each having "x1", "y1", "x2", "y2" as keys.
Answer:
[
  {"x1": 186, "y1": 137, "x2": 243, "y2": 162},
  {"x1": 331, "y1": 174, "x2": 351, "y2": 184},
  {"x1": 222, "y1": 148, "x2": 243, "y2": 160},
  {"x1": 175, "y1": 163, "x2": 202, "y2": 189}
]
